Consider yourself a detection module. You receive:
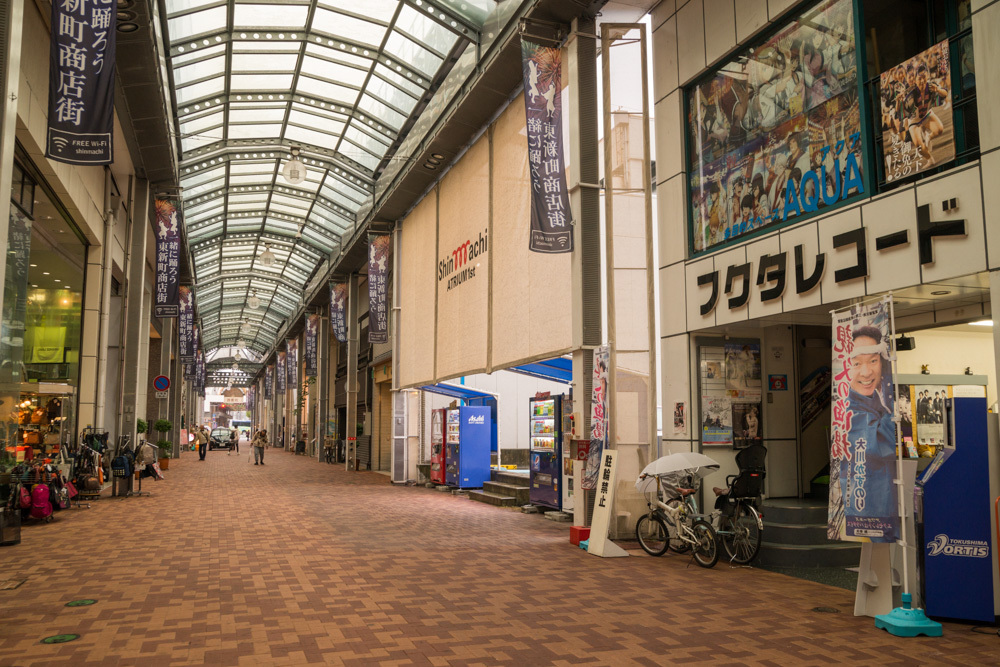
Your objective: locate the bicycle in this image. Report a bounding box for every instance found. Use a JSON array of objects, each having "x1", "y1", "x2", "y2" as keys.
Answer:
[
  {"x1": 710, "y1": 444, "x2": 766, "y2": 565},
  {"x1": 635, "y1": 473, "x2": 719, "y2": 568}
]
